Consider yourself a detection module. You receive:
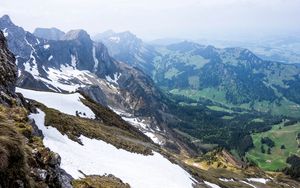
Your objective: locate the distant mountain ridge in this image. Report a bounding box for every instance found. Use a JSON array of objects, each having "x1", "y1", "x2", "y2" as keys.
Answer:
[
  {"x1": 94, "y1": 30, "x2": 159, "y2": 76},
  {"x1": 97, "y1": 31, "x2": 300, "y2": 117},
  {"x1": 33, "y1": 27, "x2": 65, "y2": 40},
  {"x1": 0, "y1": 15, "x2": 178, "y2": 151}
]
